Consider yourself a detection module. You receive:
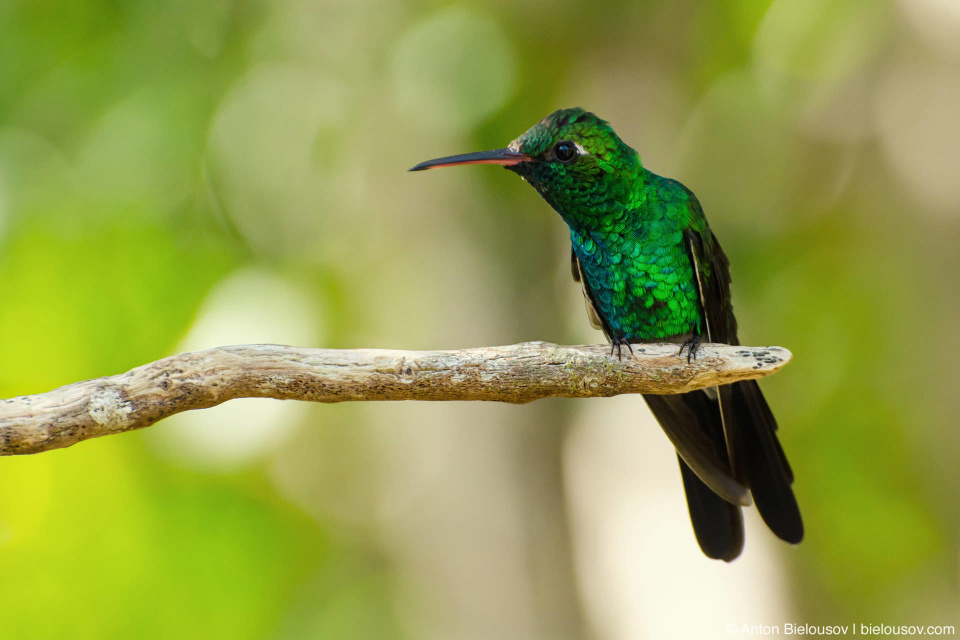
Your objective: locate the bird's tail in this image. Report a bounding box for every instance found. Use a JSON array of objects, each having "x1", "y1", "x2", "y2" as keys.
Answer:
[
  {"x1": 719, "y1": 379, "x2": 803, "y2": 544},
  {"x1": 644, "y1": 390, "x2": 744, "y2": 561},
  {"x1": 644, "y1": 381, "x2": 802, "y2": 561}
]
